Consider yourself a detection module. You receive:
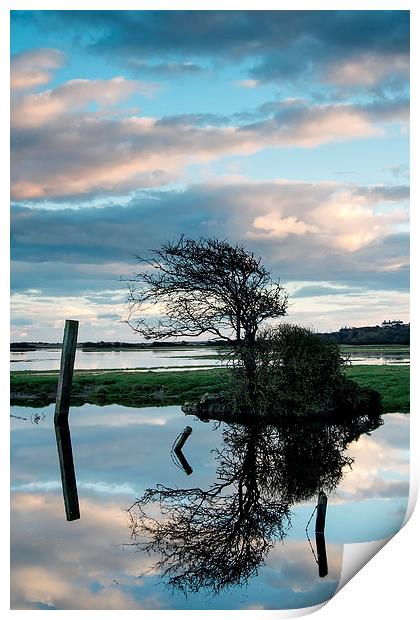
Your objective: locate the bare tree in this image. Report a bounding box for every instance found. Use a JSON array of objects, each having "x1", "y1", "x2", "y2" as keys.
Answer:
[{"x1": 124, "y1": 236, "x2": 288, "y2": 345}]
